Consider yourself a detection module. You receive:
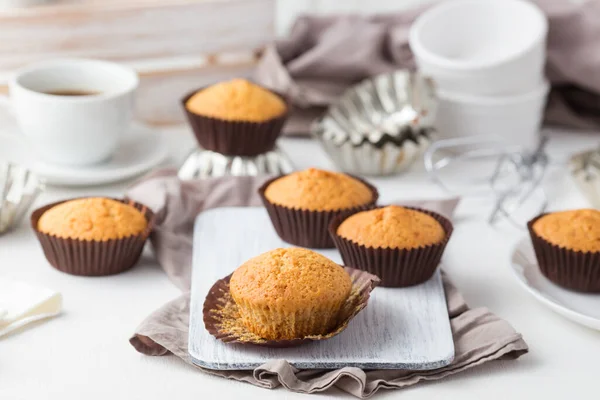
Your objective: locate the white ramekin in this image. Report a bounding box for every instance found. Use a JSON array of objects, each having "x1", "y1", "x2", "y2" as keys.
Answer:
[
  {"x1": 435, "y1": 81, "x2": 550, "y2": 150},
  {"x1": 409, "y1": 0, "x2": 548, "y2": 96}
]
